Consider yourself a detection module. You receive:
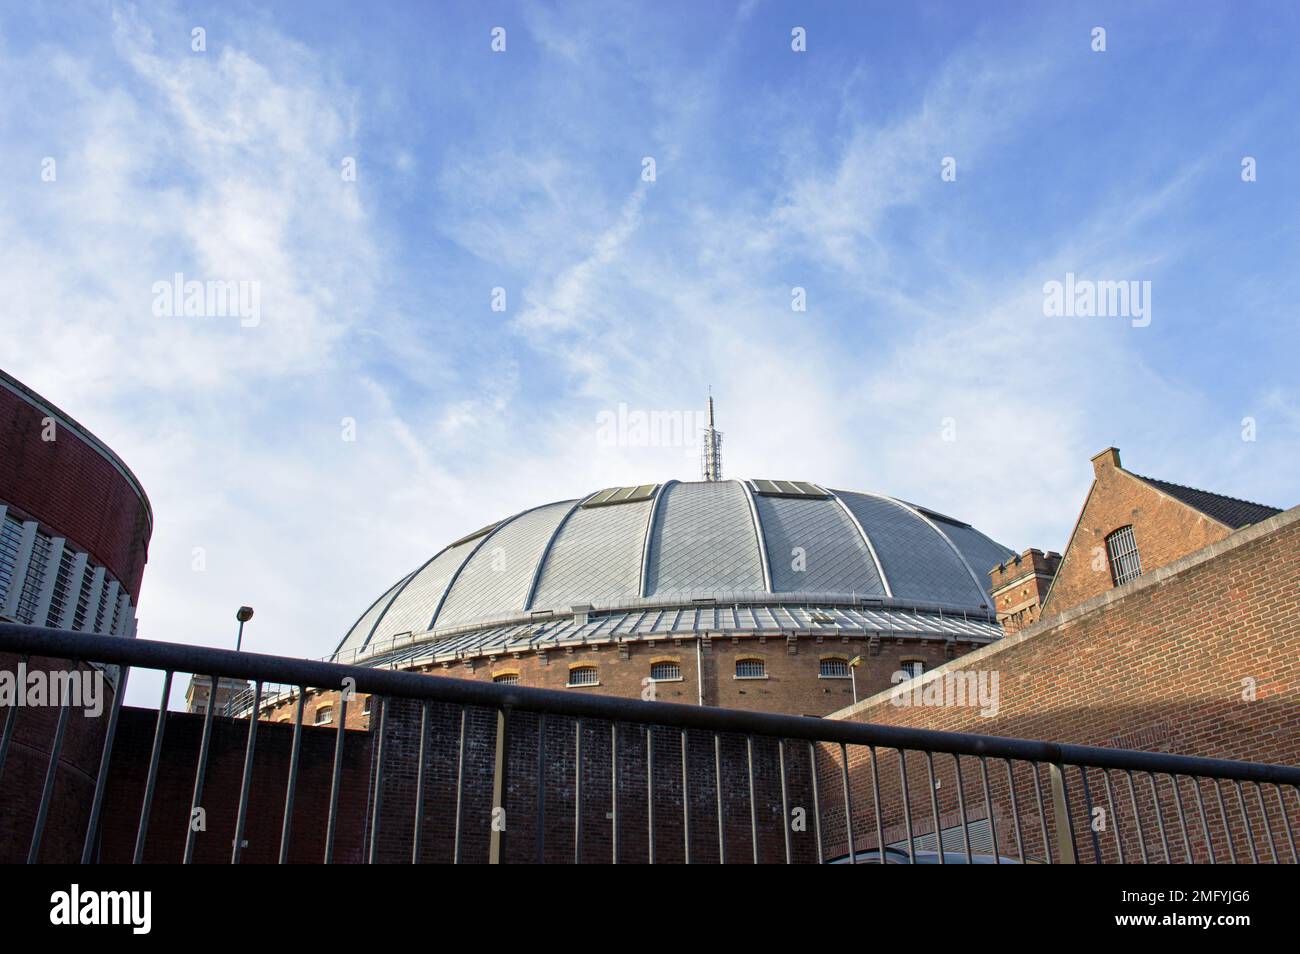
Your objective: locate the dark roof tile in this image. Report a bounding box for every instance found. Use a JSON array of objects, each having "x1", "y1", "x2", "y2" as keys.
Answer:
[{"x1": 1132, "y1": 474, "x2": 1282, "y2": 529}]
